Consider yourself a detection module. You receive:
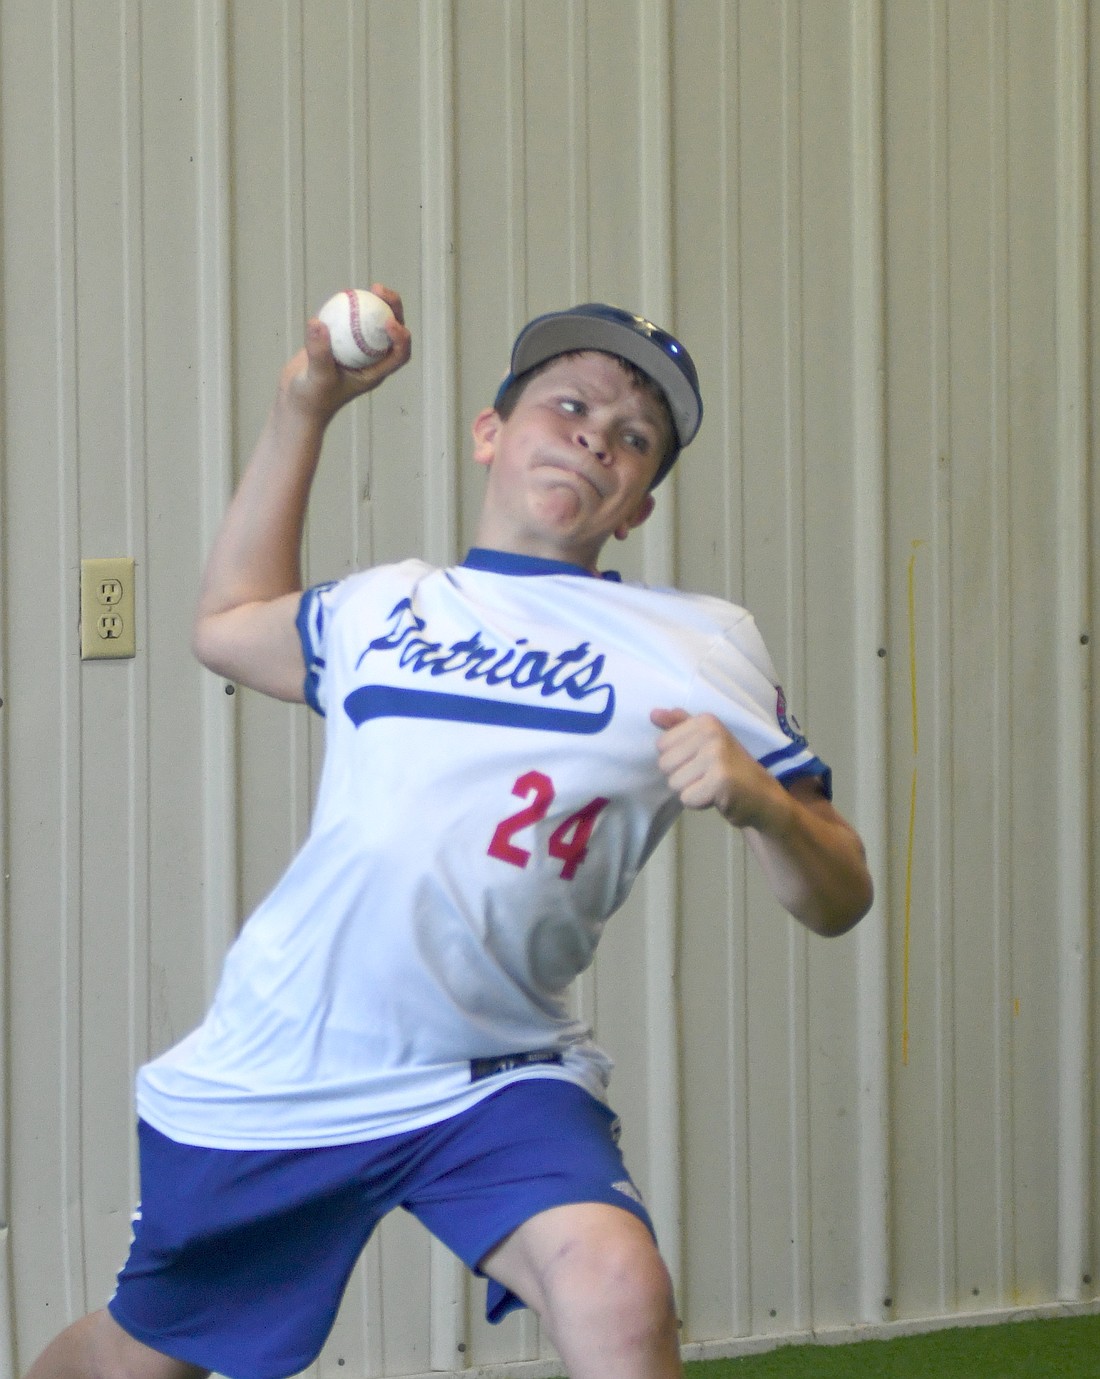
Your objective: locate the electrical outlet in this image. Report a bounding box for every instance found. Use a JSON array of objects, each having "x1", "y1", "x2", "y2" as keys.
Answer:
[{"x1": 80, "y1": 557, "x2": 136, "y2": 659}]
